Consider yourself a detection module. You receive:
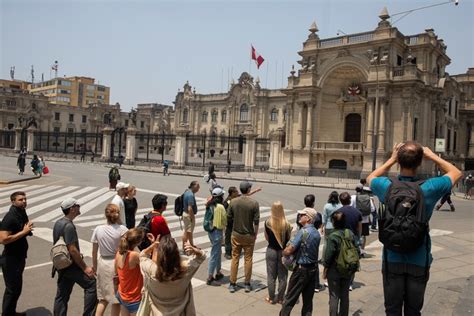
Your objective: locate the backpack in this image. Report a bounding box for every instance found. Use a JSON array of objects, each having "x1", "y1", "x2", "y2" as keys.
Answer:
[
  {"x1": 378, "y1": 177, "x2": 427, "y2": 253},
  {"x1": 203, "y1": 205, "x2": 215, "y2": 232},
  {"x1": 137, "y1": 213, "x2": 161, "y2": 250},
  {"x1": 356, "y1": 193, "x2": 372, "y2": 216},
  {"x1": 335, "y1": 229, "x2": 360, "y2": 277},
  {"x1": 50, "y1": 235, "x2": 73, "y2": 270},
  {"x1": 282, "y1": 227, "x2": 309, "y2": 271},
  {"x1": 109, "y1": 167, "x2": 120, "y2": 181},
  {"x1": 174, "y1": 194, "x2": 185, "y2": 217}
]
